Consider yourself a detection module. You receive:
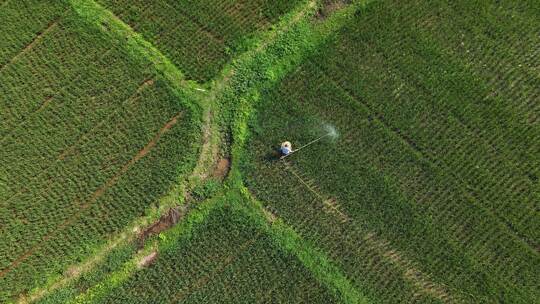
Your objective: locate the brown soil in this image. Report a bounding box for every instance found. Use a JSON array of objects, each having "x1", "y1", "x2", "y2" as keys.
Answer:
[
  {"x1": 212, "y1": 157, "x2": 231, "y2": 180},
  {"x1": 315, "y1": 0, "x2": 350, "y2": 21},
  {"x1": 137, "y1": 205, "x2": 189, "y2": 248},
  {"x1": 137, "y1": 251, "x2": 158, "y2": 268}
]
